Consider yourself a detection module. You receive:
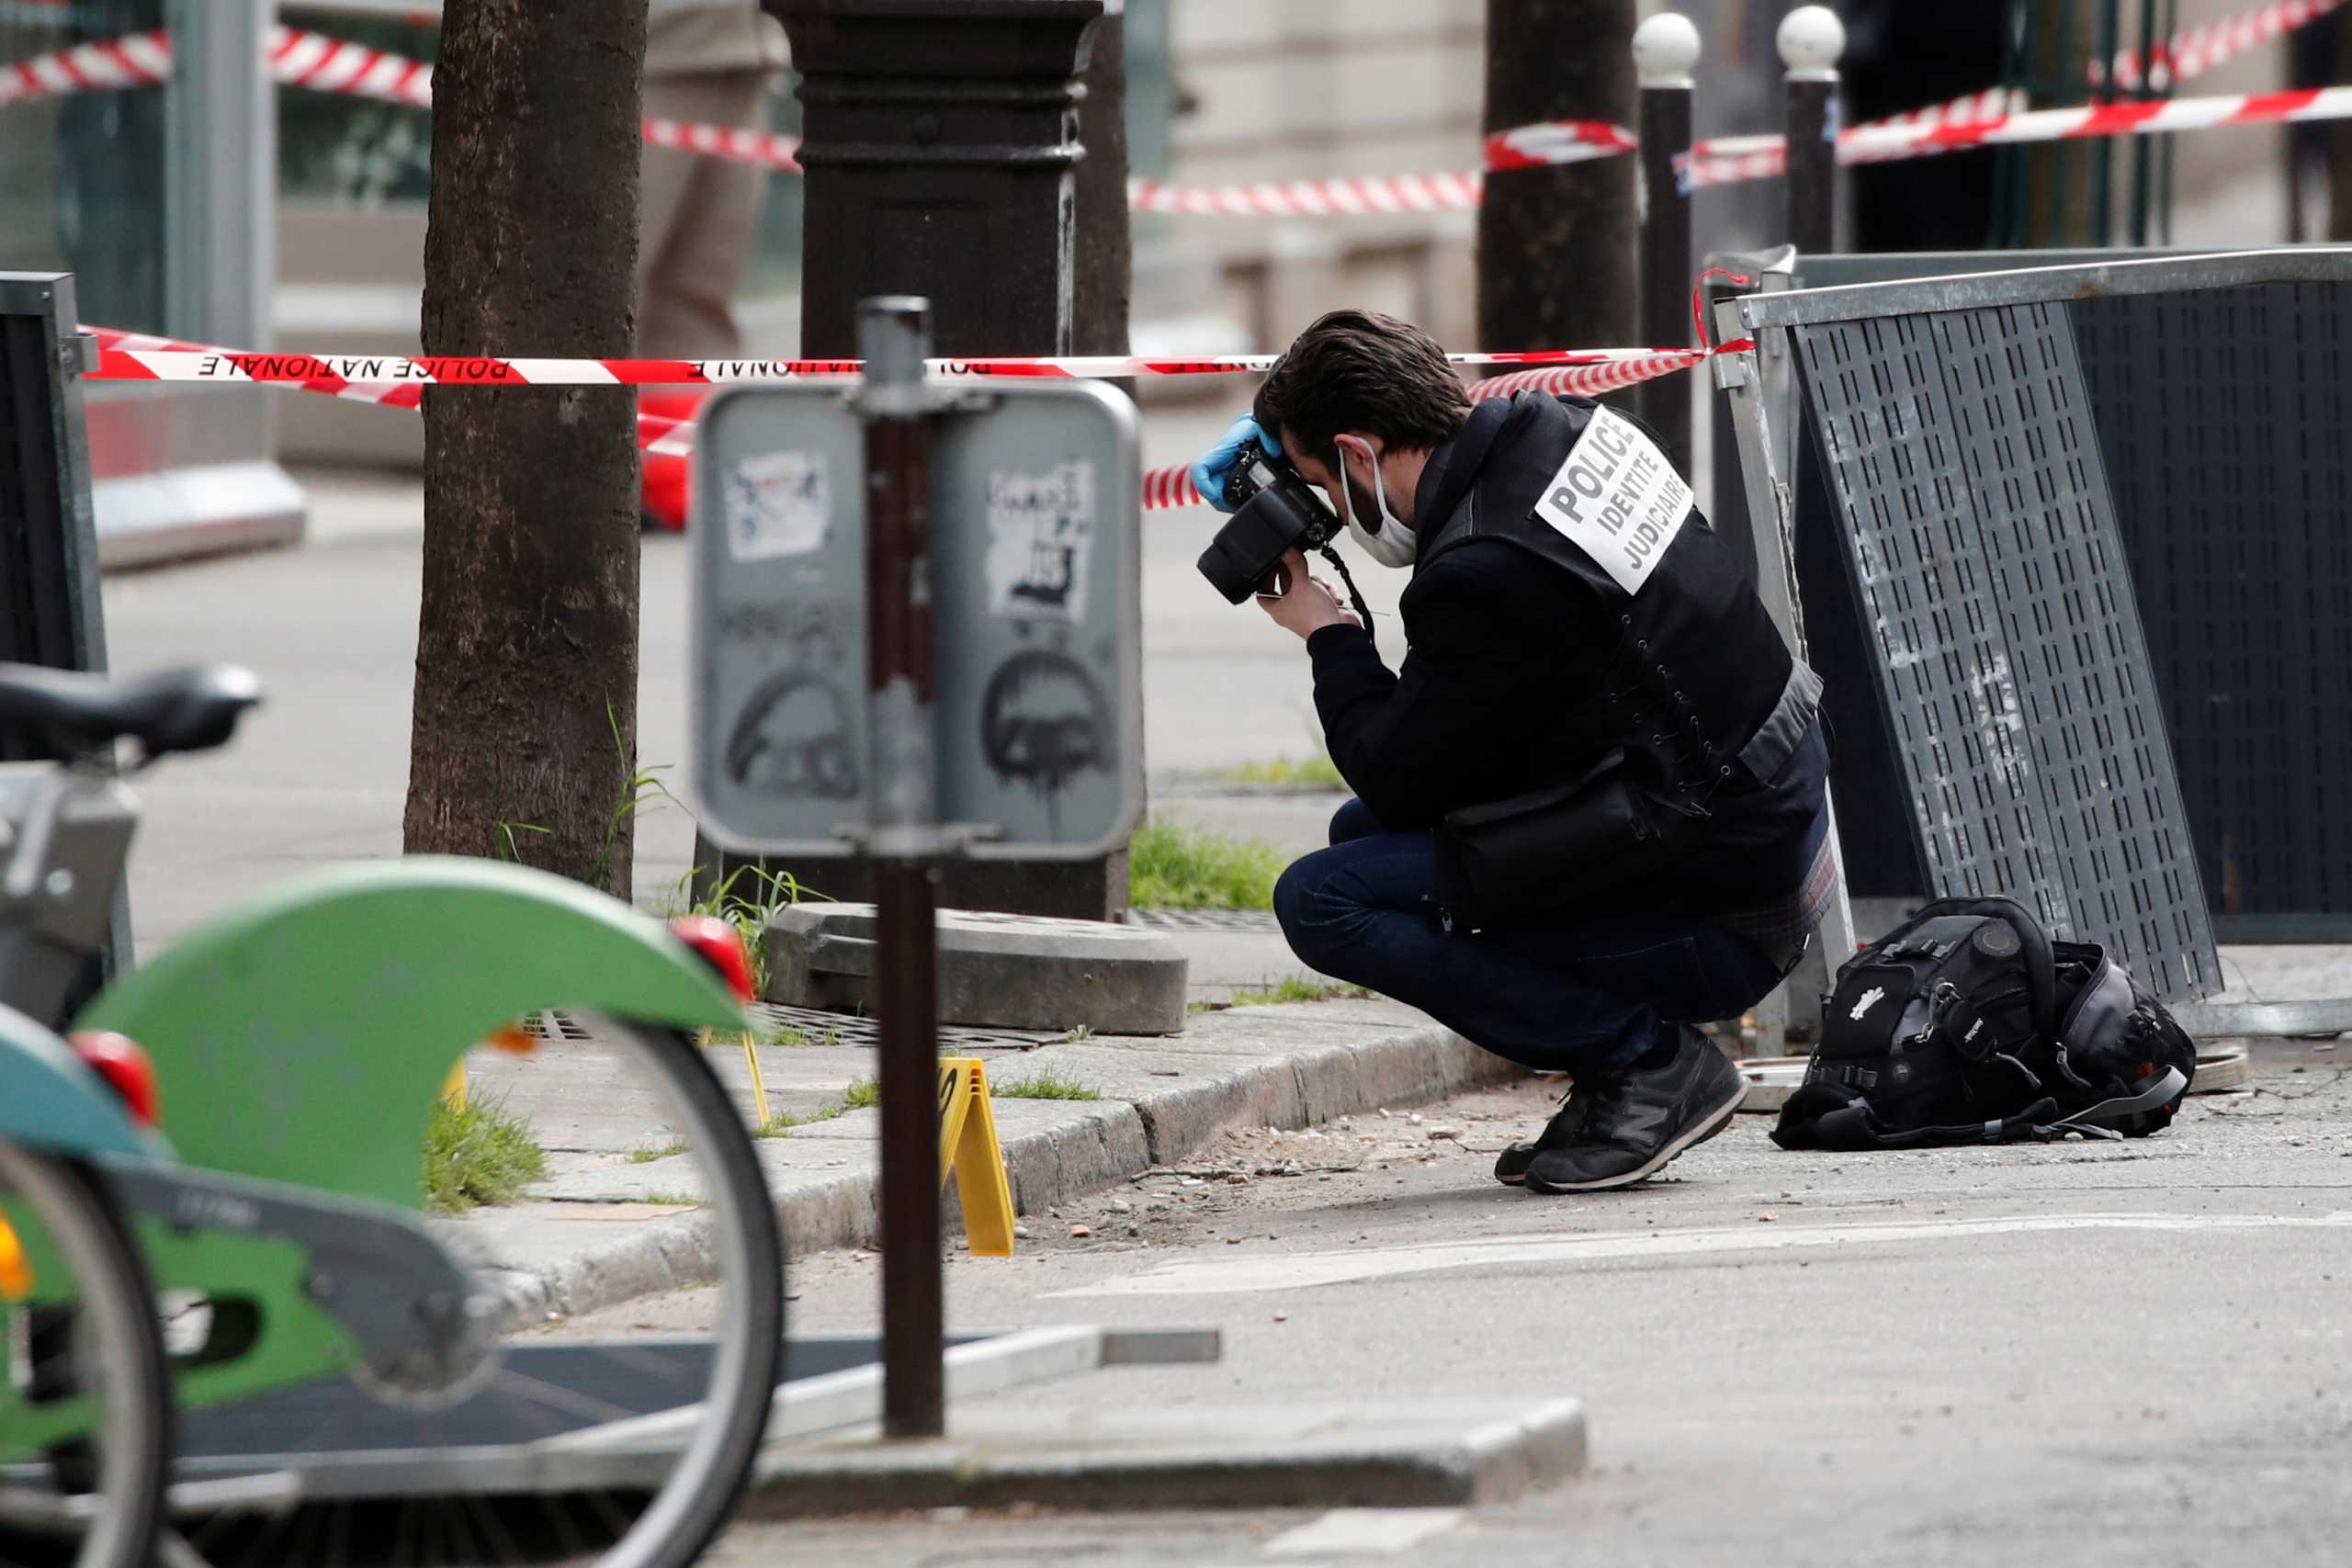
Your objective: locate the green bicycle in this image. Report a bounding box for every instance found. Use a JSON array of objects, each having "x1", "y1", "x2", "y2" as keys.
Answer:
[
  {"x1": 0, "y1": 1020, "x2": 173, "y2": 1568},
  {"x1": 0, "y1": 662, "x2": 786, "y2": 1568}
]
